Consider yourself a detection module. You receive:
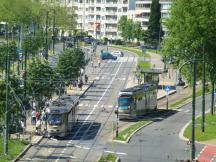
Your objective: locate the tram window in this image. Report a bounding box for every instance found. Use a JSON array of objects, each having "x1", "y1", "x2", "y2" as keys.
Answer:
[
  {"x1": 48, "y1": 114, "x2": 63, "y2": 125},
  {"x1": 119, "y1": 97, "x2": 132, "y2": 106}
]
